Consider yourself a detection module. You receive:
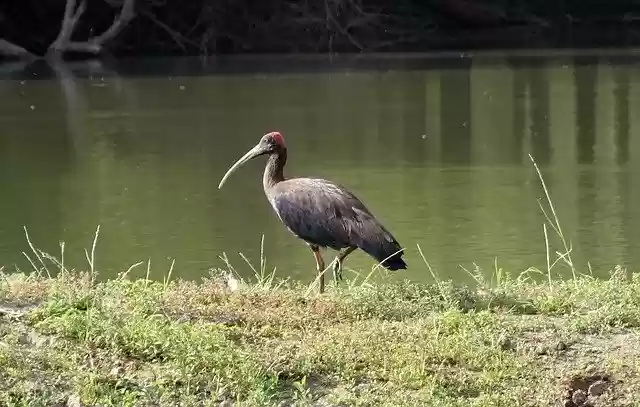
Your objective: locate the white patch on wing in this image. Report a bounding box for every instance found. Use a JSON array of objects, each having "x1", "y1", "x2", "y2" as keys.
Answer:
[
  {"x1": 267, "y1": 196, "x2": 282, "y2": 221},
  {"x1": 268, "y1": 195, "x2": 299, "y2": 237}
]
